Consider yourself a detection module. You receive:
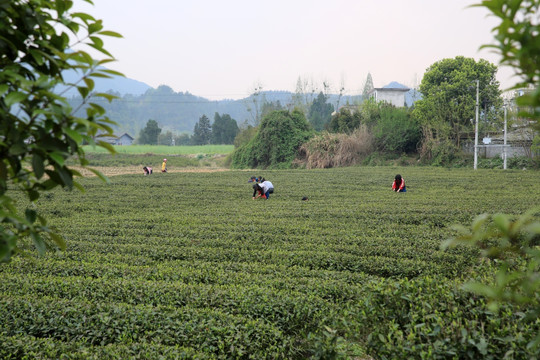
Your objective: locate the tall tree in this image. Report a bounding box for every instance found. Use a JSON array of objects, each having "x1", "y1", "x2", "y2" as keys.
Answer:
[
  {"x1": 362, "y1": 73, "x2": 375, "y2": 99},
  {"x1": 413, "y1": 56, "x2": 502, "y2": 157},
  {"x1": 212, "y1": 113, "x2": 239, "y2": 144},
  {"x1": 211, "y1": 113, "x2": 225, "y2": 144},
  {"x1": 291, "y1": 76, "x2": 318, "y2": 114},
  {"x1": 175, "y1": 133, "x2": 191, "y2": 146},
  {"x1": 335, "y1": 77, "x2": 346, "y2": 112},
  {"x1": 222, "y1": 115, "x2": 240, "y2": 144},
  {"x1": 328, "y1": 107, "x2": 361, "y2": 134},
  {"x1": 192, "y1": 115, "x2": 211, "y2": 145},
  {"x1": 360, "y1": 98, "x2": 381, "y2": 128},
  {"x1": 308, "y1": 92, "x2": 334, "y2": 131},
  {"x1": 261, "y1": 100, "x2": 284, "y2": 119},
  {"x1": 373, "y1": 104, "x2": 421, "y2": 154},
  {"x1": 0, "y1": 0, "x2": 121, "y2": 261},
  {"x1": 291, "y1": 77, "x2": 307, "y2": 112},
  {"x1": 138, "y1": 119, "x2": 161, "y2": 145},
  {"x1": 231, "y1": 109, "x2": 313, "y2": 169},
  {"x1": 244, "y1": 83, "x2": 263, "y2": 125},
  {"x1": 158, "y1": 130, "x2": 174, "y2": 146}
]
